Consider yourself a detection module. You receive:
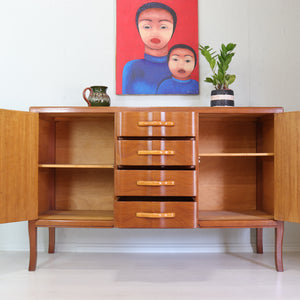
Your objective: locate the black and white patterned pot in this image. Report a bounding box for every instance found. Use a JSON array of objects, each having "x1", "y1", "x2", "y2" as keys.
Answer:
[{"x1": 211, "y1": 89, "x2": 234, "y2": 107}]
